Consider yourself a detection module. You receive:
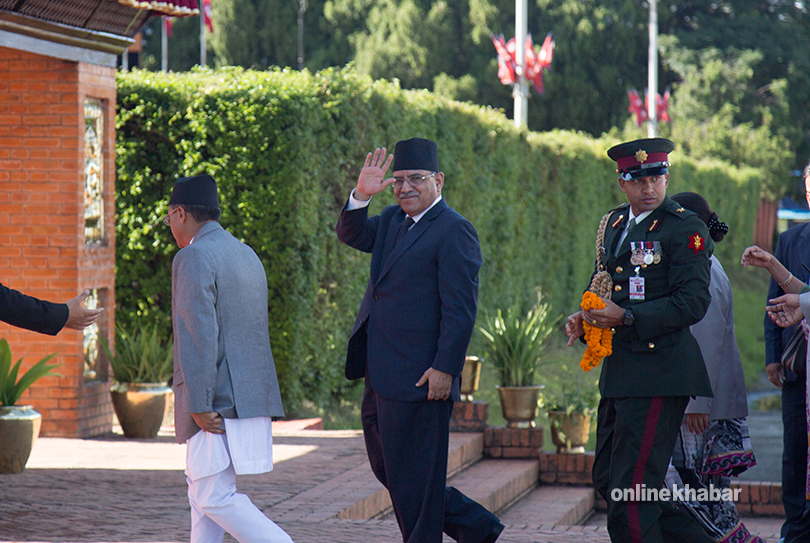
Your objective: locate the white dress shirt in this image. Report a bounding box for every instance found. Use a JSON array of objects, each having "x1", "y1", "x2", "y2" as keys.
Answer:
[{"x1": 185, "y1": 417, "x2": 274, "y2": 481}]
